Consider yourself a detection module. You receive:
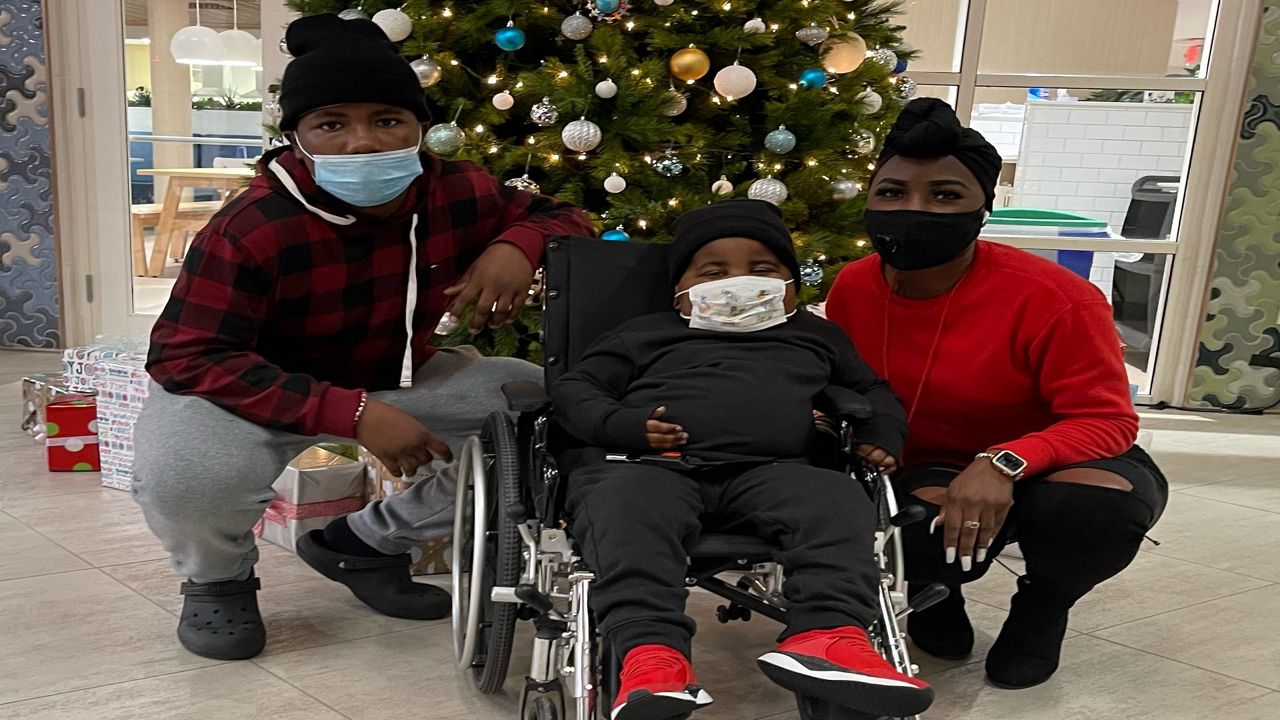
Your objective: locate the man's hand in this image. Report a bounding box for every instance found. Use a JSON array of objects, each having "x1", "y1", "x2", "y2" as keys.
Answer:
[
  {"x1": 855, "y1": 444, "x2": 898, "y2": 474},
  {"x1": 443, "y1": 242, "x2": 535, "y2": 334},
  {"x1": 646, "y1": 406, "x2": 688, "y2": 450},
  {"x1": 938, "y1": 458, "x2": 1015, "y2": 570},
  {"x1": 356, "y1": 398, "x2": 453, "y2": 478}
]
